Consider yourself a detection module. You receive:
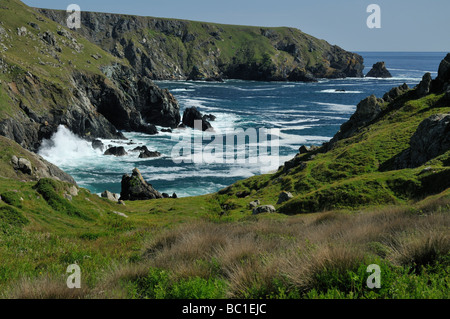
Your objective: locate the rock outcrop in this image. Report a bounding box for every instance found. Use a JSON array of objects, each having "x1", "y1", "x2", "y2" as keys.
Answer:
[
  {"x1": 37, "y1": 8, "x2": 365, "y2": 82},
  {"x1": 325, "y1": 95, "x2": 384, "y2": 149},
  {"x1": 395, "y1": 114, "x2": 450, "y2": 169},
  {"x1": 1, "y1": 135, "x2": 76, "y2": 185},
  {"x1": 366, "y1": 62, "x2": 392, "y2": 78},
  {"x1": 383, "y1": 83, "x2": 409, "y2": 102},
  {"x1": 101, "y1": 190, "x2": 120, "y2": 202},
  {"x1": 182, "y1": 107, "x2": 213, "y2": 131},
  {"x1": 120, "y1": 168, "x2": 163, "y2": 201},
  {"x1": 416, "y1": 73, "x2": 432, "y2": 97}
]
